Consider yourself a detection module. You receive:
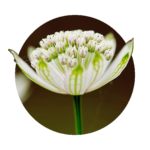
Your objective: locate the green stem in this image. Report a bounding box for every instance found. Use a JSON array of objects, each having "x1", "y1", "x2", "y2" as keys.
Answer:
[{"x1": 73, "y1": 95, "x2": 82, "y2": 135}]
